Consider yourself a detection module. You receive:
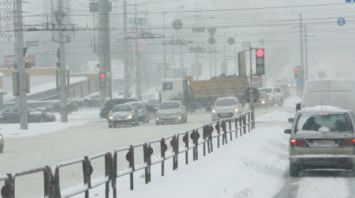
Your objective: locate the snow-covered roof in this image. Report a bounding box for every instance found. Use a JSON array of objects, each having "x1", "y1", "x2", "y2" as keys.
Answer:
[{"x1": 301, "y1": 105, "x2": 351, "y2": 113}]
